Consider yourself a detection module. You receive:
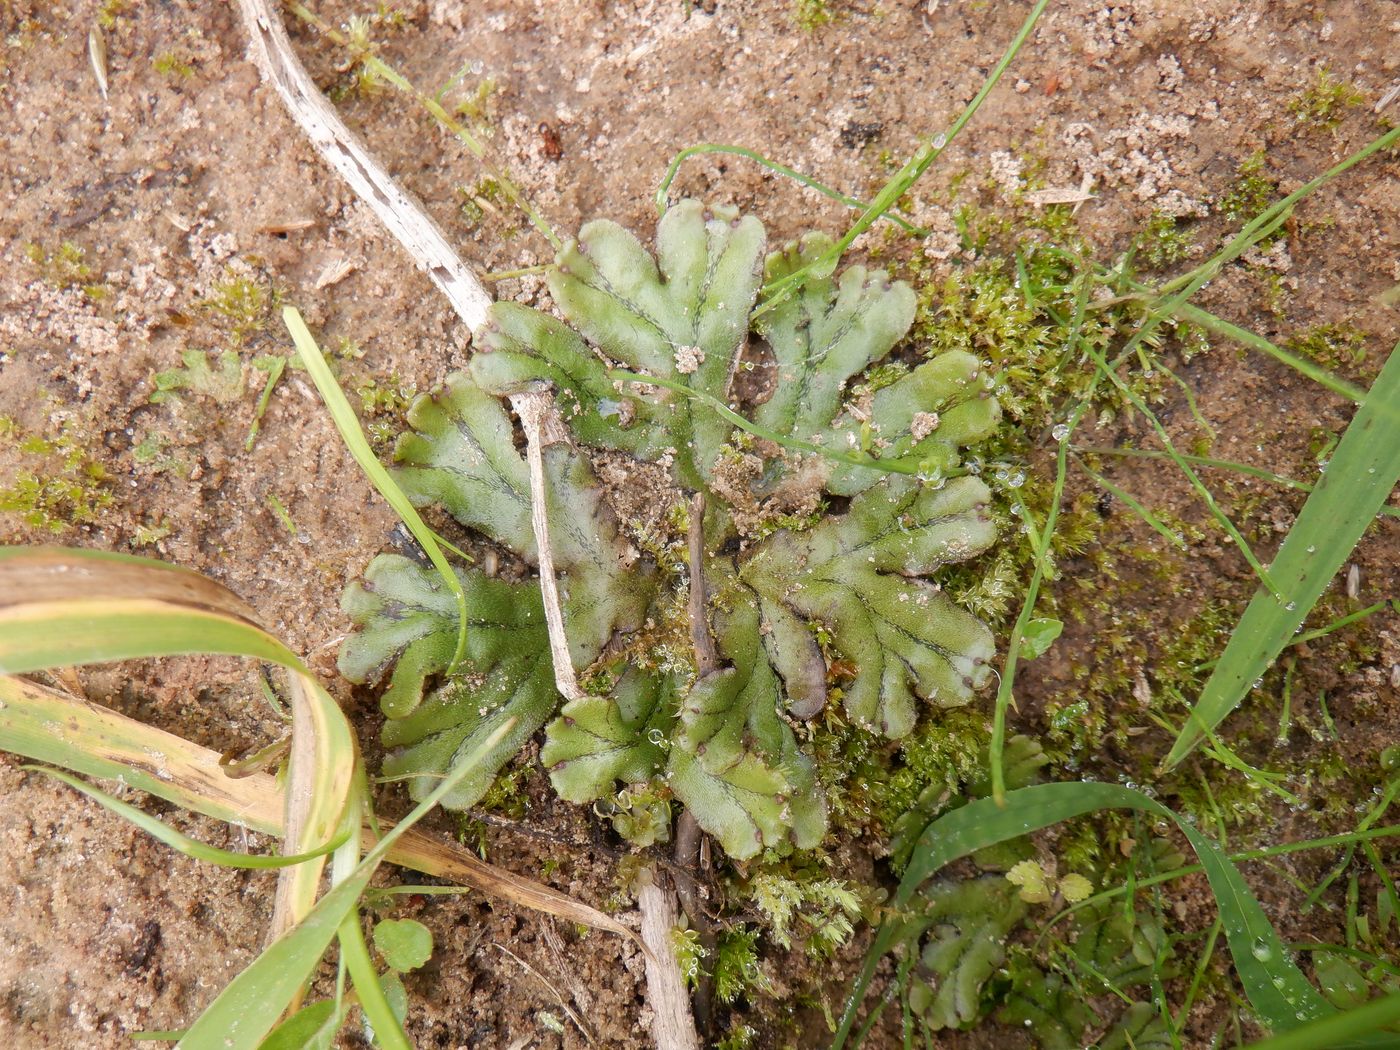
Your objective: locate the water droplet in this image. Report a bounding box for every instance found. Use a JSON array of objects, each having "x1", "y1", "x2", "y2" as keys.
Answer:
[
  {"x1": 1251, "y1": 939, "x2": 1274, "y2": 963},
  {"x1": 1051, "y1": 423, "x2": 1071, "y2": 442},
  {"x1": 933, "y1": 134, "x2": 947, "y2": 149}
]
